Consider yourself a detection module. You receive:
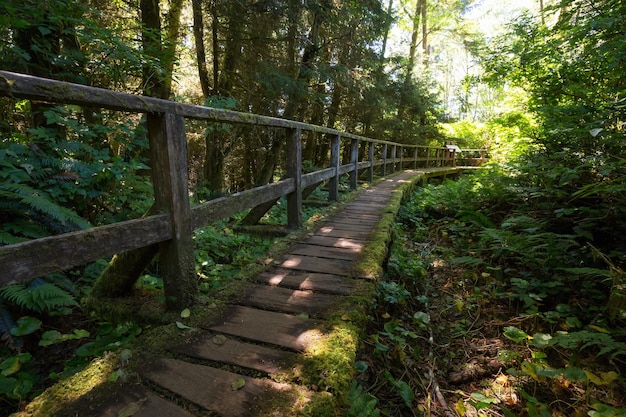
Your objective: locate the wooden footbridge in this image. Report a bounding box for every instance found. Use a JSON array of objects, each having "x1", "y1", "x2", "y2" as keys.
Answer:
[{"x1": 0, "y1": 72, "x2": 486, "y2": 416}]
